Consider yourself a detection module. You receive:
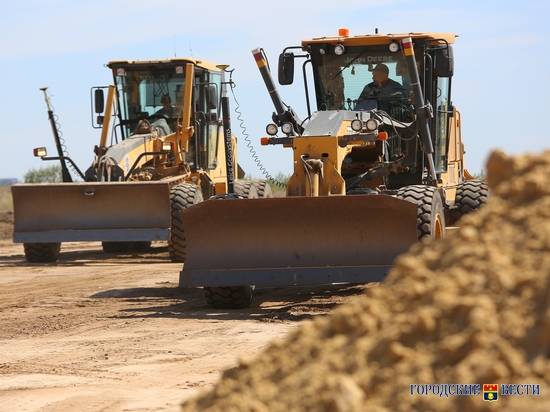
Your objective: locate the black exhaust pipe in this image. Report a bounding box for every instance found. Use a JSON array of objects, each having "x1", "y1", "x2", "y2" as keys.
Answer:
[{"x1": 219, "y1": 71, "x2": 235, "y2": 194}]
